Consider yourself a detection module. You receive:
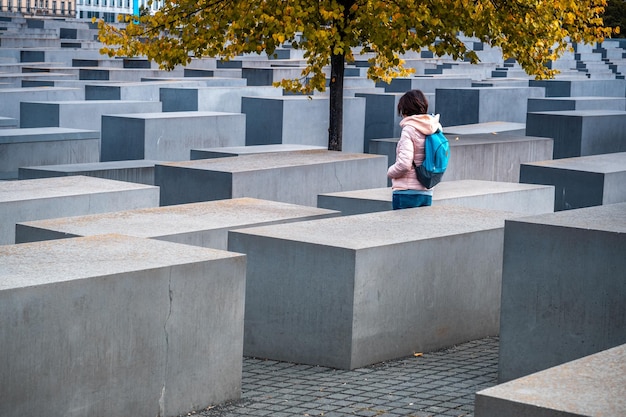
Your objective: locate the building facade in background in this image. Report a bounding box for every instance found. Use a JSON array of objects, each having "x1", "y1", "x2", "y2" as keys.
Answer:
[
  {"x1": 0, "y1": 0, "x2": 163, "y2": 21},
  {"x1": 0, "y1": 0, "x2": 76, "y2": 17}
]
